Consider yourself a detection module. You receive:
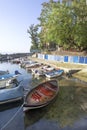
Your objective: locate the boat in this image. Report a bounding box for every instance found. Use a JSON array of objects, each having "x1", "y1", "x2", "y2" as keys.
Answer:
[
  {"x1": 42, "y1": 65, "x2": 55, "y2": 72},
  {"x1": 0, "y1": 80, "x2": 23, "y2": 105},
  {"x1": 0, "y1": 70, "x2": 9, "y2": 75},
  {"x1": 23, "y1": 80, "x2": 59, "y2": 112},
  {"x1": 33, "y1": 69, "x2": 45, "y2": 77},
  {"x1": 0, "y1": 78, "x2": 20, "y2": 89},
  {"x1": 45, "y1": 69, "x2": 64, "y2": 79},
  {"x1": 0, "y1": 70, "x2": 21, "y2": 89},
  {"x1": 31, "y1": 65, "x2": 53, "y2": 77},
  {"x1": 11, "y1": 58, "x2": 21, "y2": 64},
  {"x1": 25, "y1": 61, "x2": 38, "y2": 68},
  {"x1": 0, "y1": 70, "x2": 21, "y2": 81}
]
